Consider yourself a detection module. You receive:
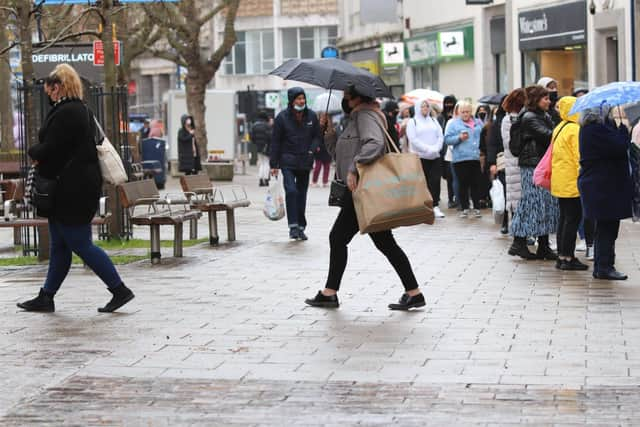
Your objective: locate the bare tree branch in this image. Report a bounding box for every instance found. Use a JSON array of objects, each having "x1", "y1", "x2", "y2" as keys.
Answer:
[
  {"x1": 32, "y1": 30, "x2": 101, "y2": 53},
  {"x1": 0, "y1": 40, "x2": 20, "y2": 57}
]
